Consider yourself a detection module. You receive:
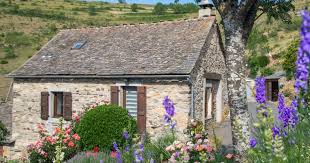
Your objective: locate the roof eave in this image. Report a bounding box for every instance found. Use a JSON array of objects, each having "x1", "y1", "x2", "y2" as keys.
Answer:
[{"x1": 8, "y1": 74, "x2": 191, "y2": 79}]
